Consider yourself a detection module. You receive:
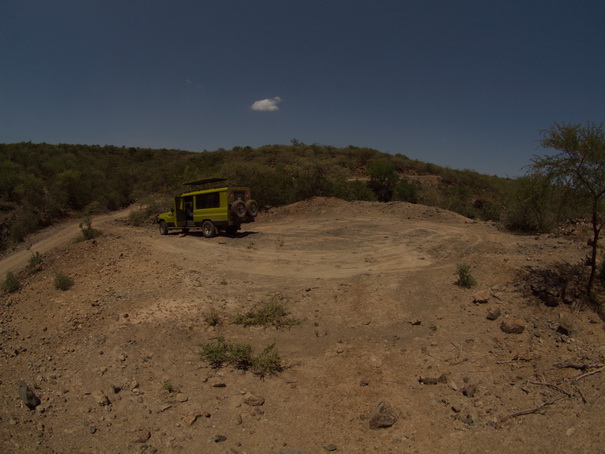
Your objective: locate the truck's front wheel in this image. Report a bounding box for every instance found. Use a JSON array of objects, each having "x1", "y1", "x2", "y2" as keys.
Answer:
[{"x1": 159, "y1": 221, "x2": 168, "y2": 235}]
